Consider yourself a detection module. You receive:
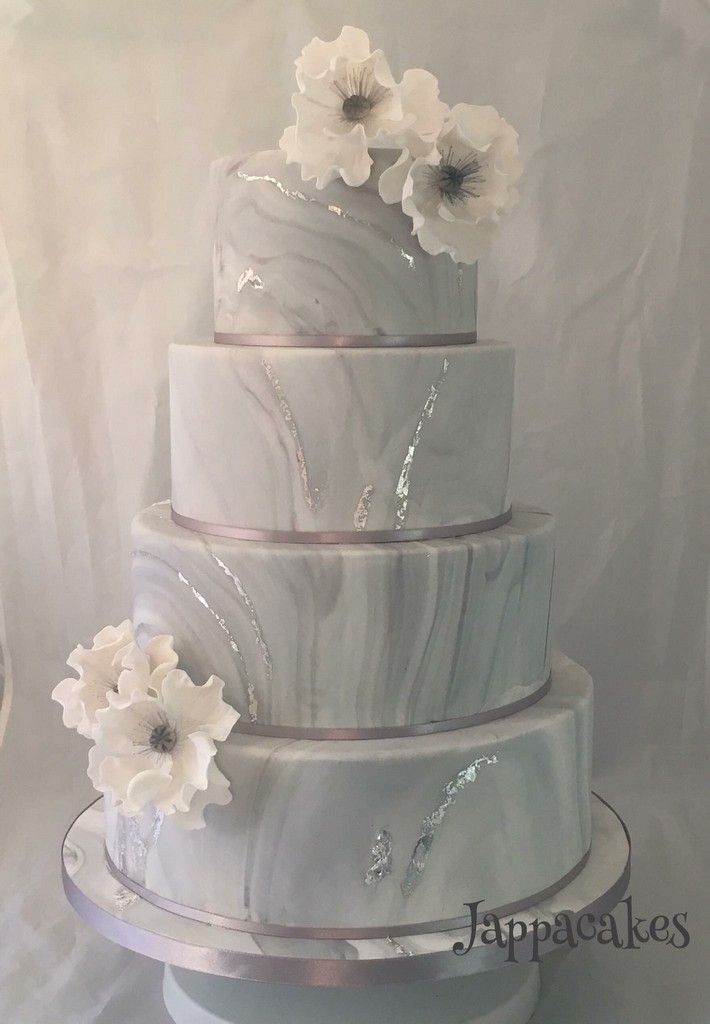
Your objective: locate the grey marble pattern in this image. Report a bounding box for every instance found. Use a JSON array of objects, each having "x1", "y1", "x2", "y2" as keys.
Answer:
[
  {"x1": 169, "y1": 341, "x2": 514, "y2": 533},
  {"x1": 105, "y1": 655, "x2": 593, "y2": 931},
  {"x1": 212, "y1": 150, "x2": 478, "y2": 337},
  {"x1": 132, "y1": 503, "x2": 554, "y2": 728}
]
